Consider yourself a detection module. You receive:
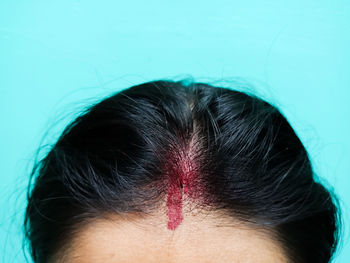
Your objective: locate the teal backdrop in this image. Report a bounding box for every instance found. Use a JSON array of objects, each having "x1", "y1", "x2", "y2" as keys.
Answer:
[{"x1": 1, "y1": 1, "x2": 349, "y2": 262}]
